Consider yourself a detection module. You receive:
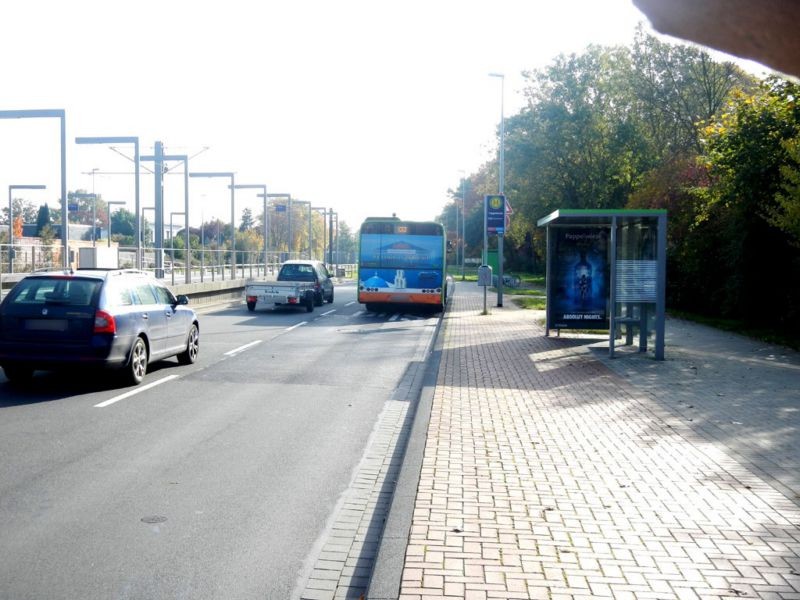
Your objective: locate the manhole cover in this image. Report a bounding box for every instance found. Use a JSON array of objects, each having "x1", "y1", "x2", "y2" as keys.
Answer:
[{"x1": 141, "y1": 515, "x2": 167, "y2": 524}]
